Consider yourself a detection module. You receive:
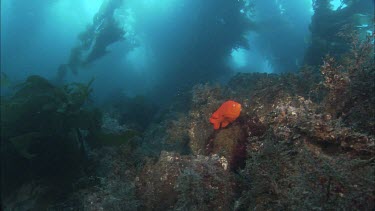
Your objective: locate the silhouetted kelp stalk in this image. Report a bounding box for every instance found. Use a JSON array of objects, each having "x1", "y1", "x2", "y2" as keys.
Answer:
[
  {"x1": 304, "y1": 0, "x2": 374, "y2": 66},
  {"x1": 56, "y1": 0, "x2": 126, "y2": 81}
]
